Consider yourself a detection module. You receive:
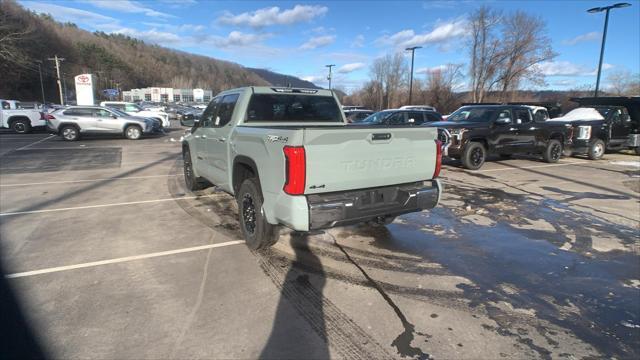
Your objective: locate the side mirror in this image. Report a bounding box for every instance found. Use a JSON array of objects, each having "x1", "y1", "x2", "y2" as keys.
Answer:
[
  {"x1": 495, "y1": 117, "x2": 512, "y2": 125},
  {"x1": 624, "y1": 115, "x2": 632, "y2": 123}
]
